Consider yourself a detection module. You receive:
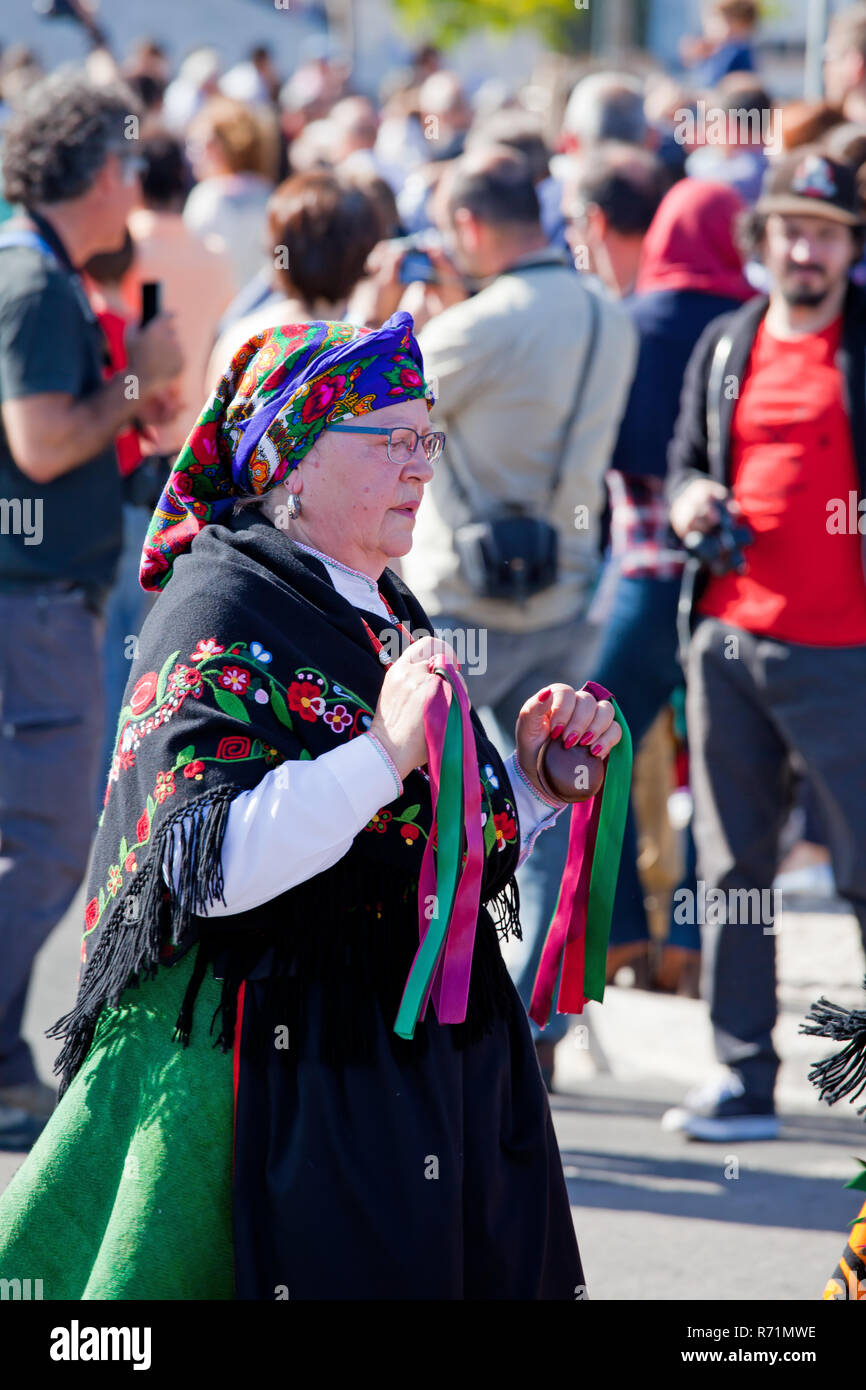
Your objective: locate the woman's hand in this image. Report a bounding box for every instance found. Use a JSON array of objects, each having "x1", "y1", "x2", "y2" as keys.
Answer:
[
  {"x1": 368, "y1": 635, "x2": 462, "y2": 781},
  {"x1": 515, "y1": 684, "x2": 622, "y2": 800}
]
